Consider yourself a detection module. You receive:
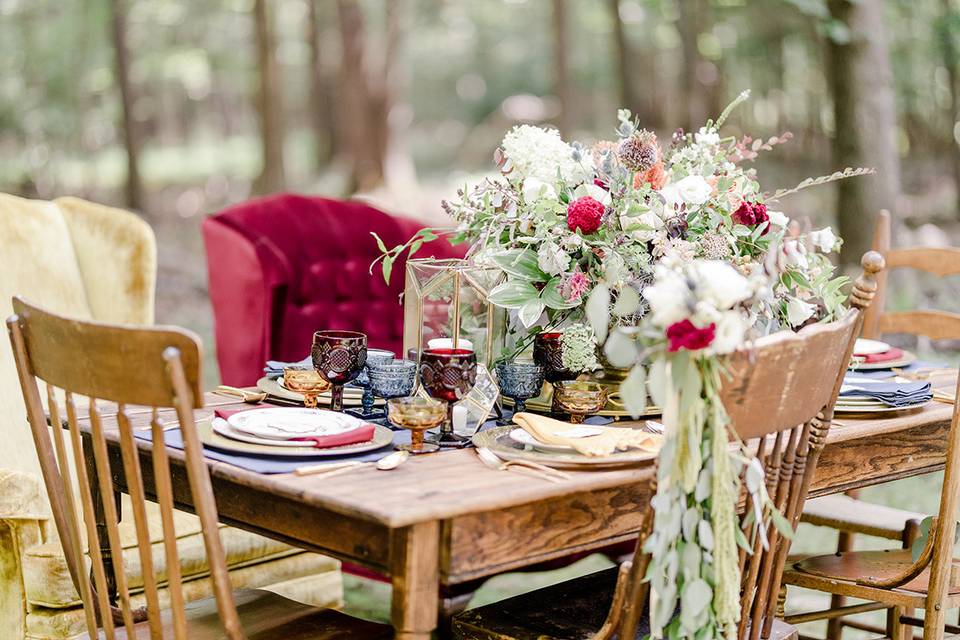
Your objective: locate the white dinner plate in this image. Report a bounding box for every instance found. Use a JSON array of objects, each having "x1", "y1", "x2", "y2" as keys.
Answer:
[
  {"x1": 509, "y1": 428, "x2": 575, "y2": 453},
  {"x1": 206, "y1": 419, "x2": 393, "y2": 457},
  {"x1": 227, "y1": 407, "x2": 364, "y2": 441},
  {"x1": 853, "y1": 338, "x2": 892, "y2": 356}
]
